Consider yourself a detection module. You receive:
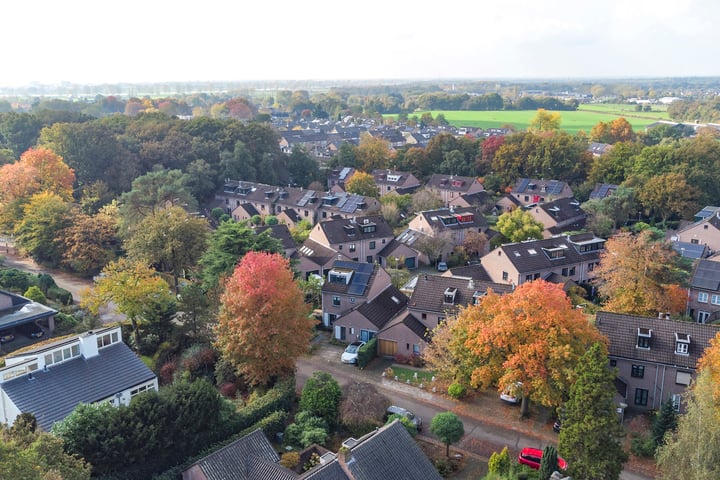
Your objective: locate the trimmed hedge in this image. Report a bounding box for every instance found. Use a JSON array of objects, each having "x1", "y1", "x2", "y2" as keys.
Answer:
[
  {"x1": 47, "y1": 286, "x2": 73, "y2": 305},
  {"x1": 234, "y1": 375, "x2": 295, "y2": 429},
  {"x1": 357, "y1": 337, "x2": 377, "y2": 369}
]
